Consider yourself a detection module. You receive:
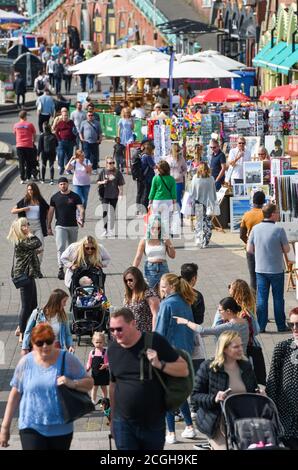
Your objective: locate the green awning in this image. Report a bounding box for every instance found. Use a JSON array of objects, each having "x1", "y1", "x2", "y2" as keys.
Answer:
[
  {"x1": 252, "y1": 41, "x2": 274, "y2": 67},
  {"x1": 256, "y1": 41, "x2": 288, "y2": 68},
  {"x1": 275, "y1": 47, "x2": 298, "y2": 74}
]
